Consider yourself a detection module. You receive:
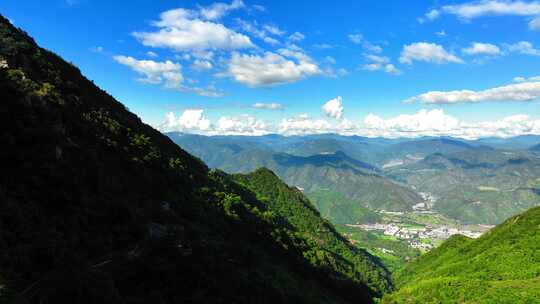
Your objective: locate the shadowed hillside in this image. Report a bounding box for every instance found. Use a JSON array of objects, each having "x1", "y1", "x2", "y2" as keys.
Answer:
[{"x1": 0, "y1": 15, "x2": 390, "y2": 303}]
